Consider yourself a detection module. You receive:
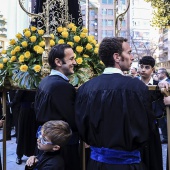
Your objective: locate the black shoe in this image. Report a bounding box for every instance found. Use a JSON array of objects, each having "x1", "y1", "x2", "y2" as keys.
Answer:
[
  {"x1": 161, "y1": 139, "x2": 168, "y2": 144},
  {"x1": 0, "y1": 138, "x2": 11, "y2": 142},
  {"x1": 11, "y1": 133, "x2": 16, "y2": 138},
  {"x1": 16, "y1": 157, "x2": 22, "y2": 165}
]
